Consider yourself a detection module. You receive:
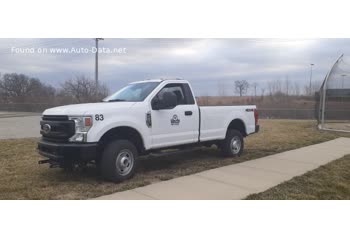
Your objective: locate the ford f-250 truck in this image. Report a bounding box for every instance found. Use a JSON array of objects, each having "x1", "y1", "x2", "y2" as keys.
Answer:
[{"x1": 38, "y1": 79, "x2": 259, "y2": 182}]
